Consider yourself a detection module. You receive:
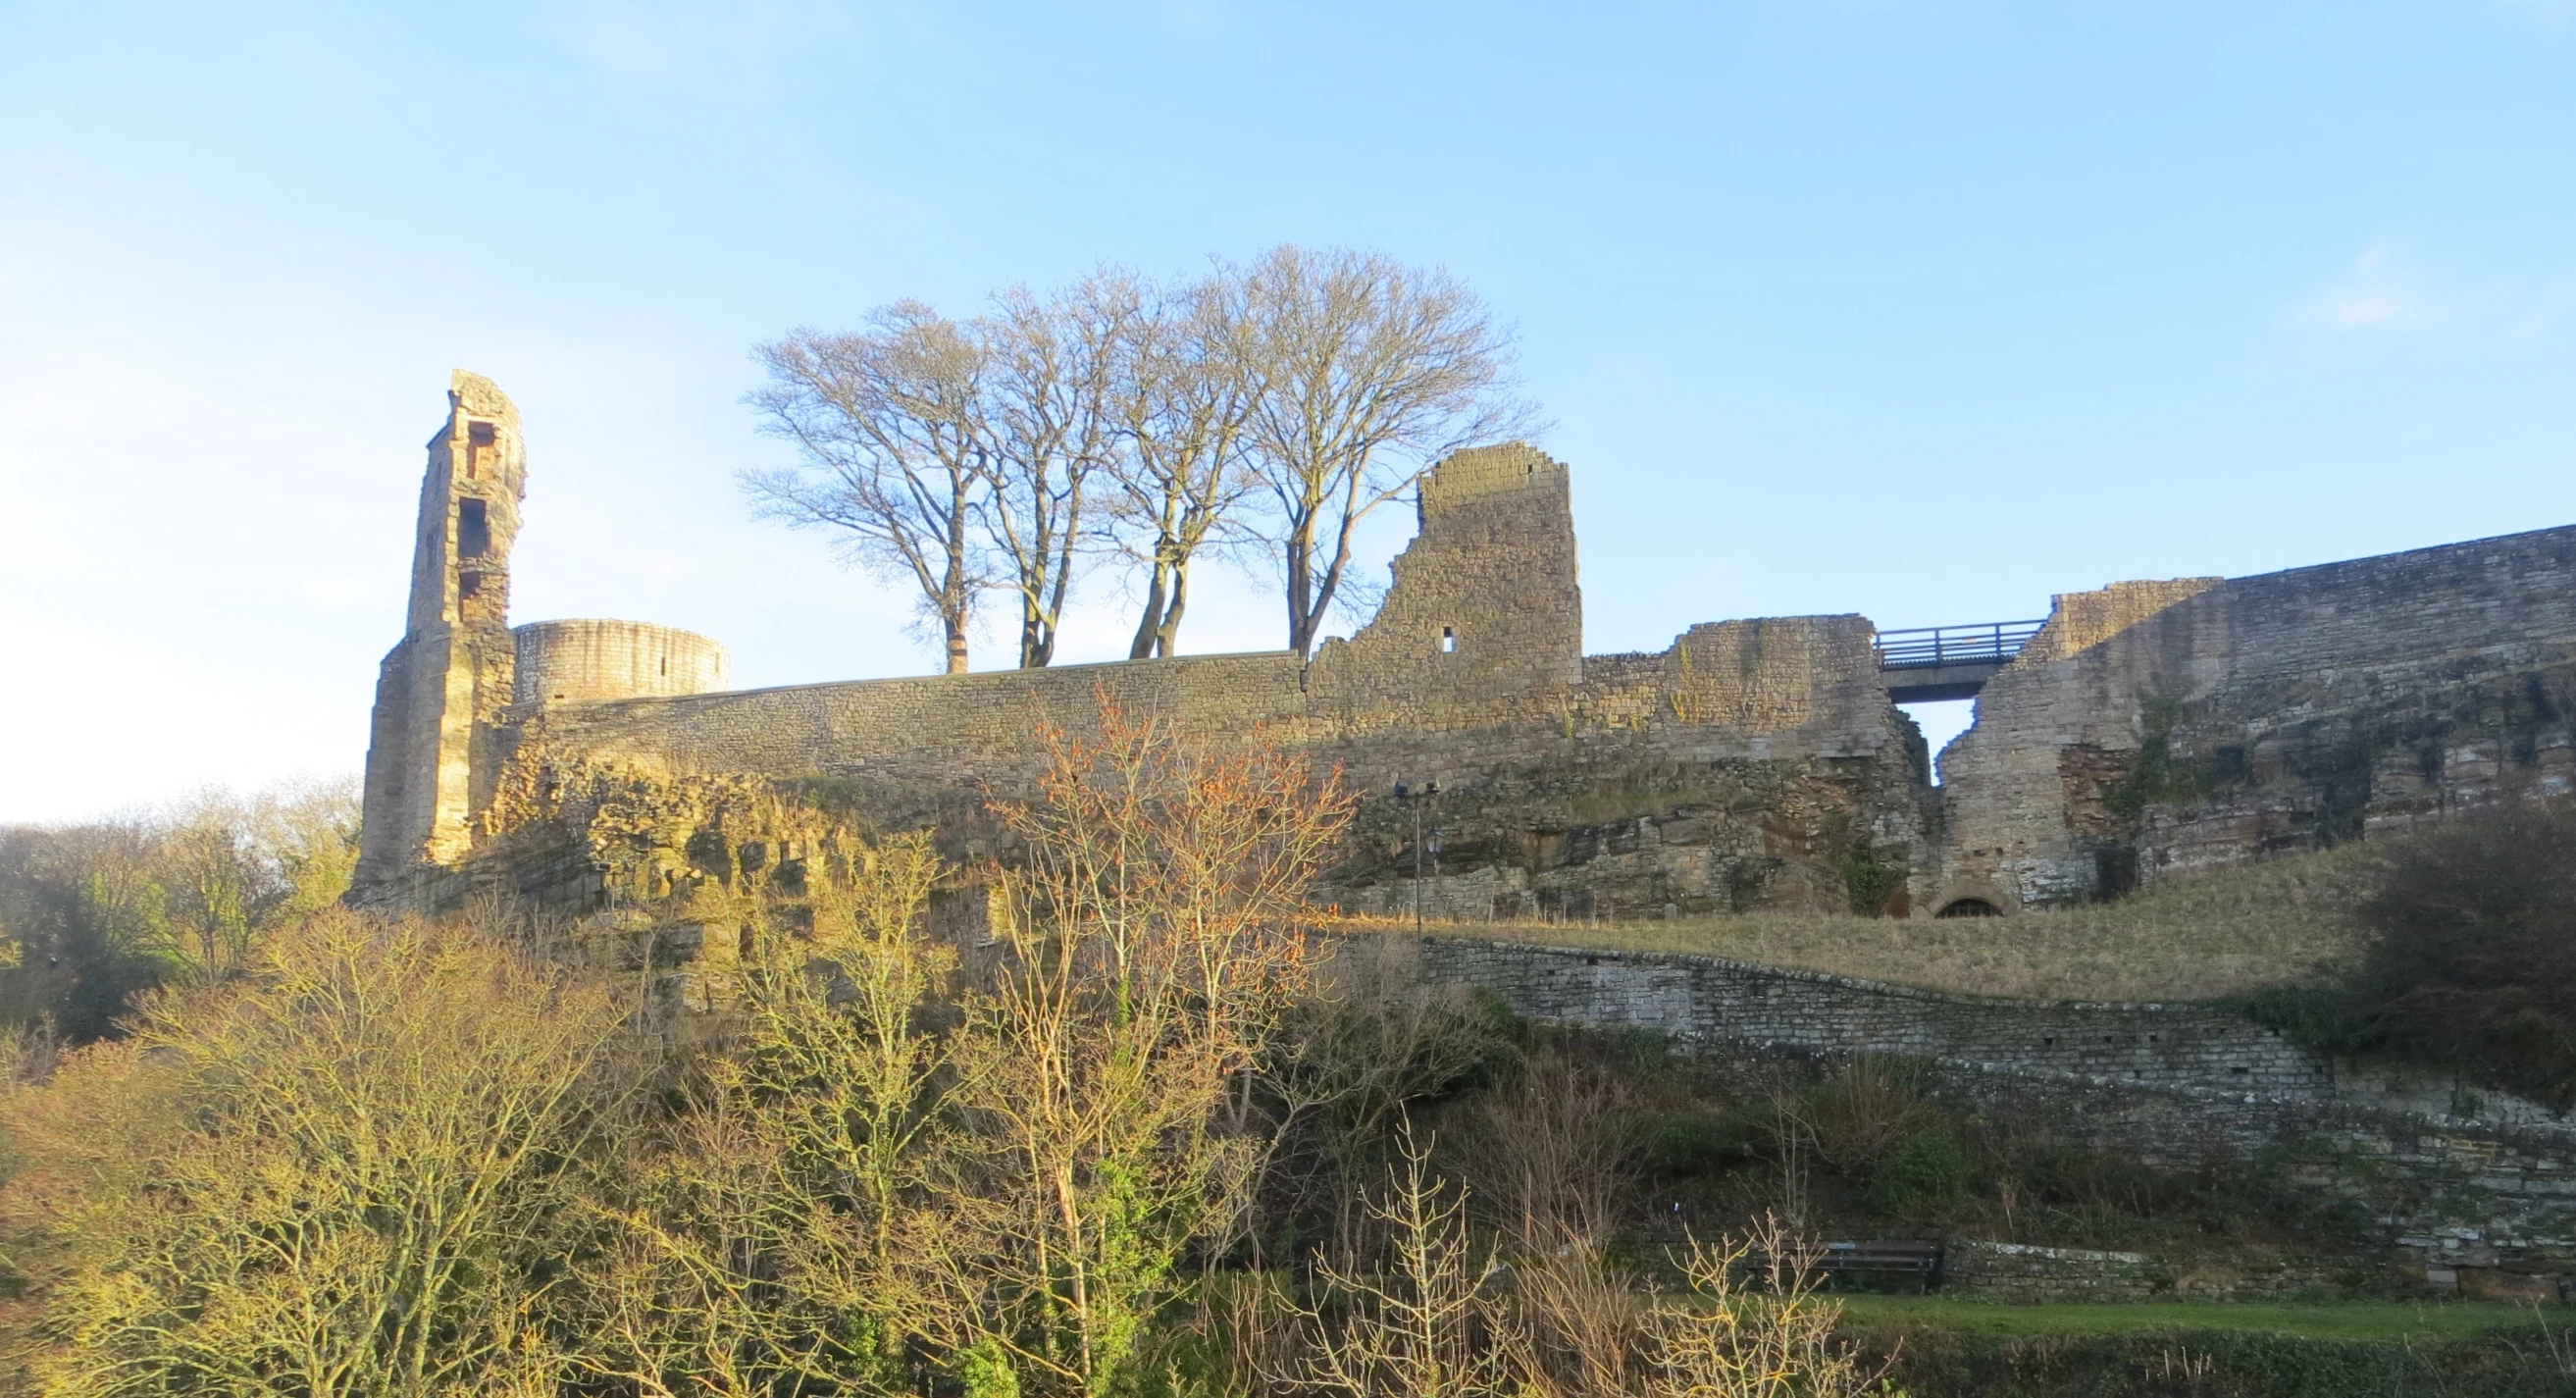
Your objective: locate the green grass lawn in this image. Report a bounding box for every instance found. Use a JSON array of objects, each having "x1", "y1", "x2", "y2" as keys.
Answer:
[{"x1": 1835, "y1": 1294, "x2": 2553, "y2": 1342}]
